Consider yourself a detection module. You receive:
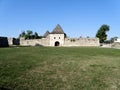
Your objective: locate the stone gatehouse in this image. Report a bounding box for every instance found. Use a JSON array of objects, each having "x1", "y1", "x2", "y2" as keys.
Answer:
[{"x1": 20, "y1": 24, "x2": 100, "y2": 46}]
